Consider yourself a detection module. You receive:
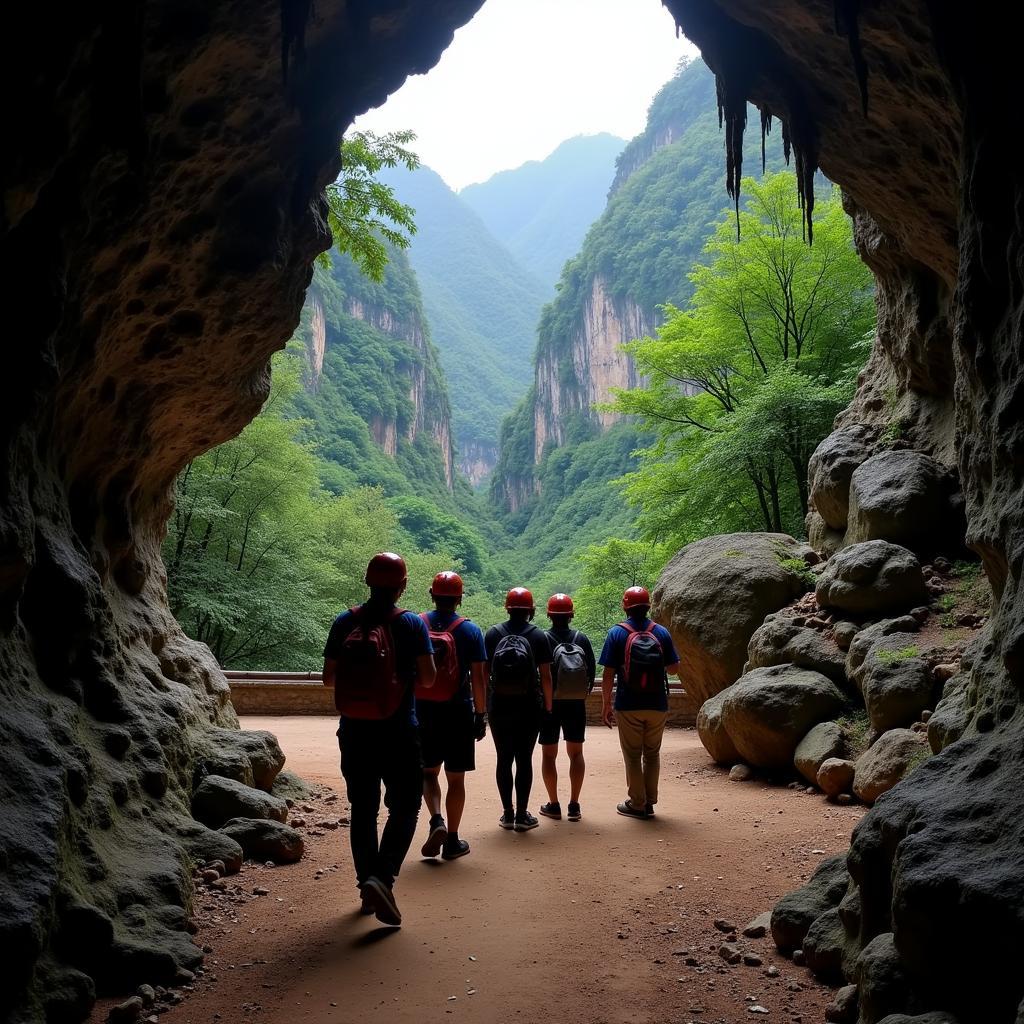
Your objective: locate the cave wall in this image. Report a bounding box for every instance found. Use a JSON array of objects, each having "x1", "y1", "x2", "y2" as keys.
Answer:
[
  {"x1": 662, "y1": 1, "x2": 1023, "y2": 1021},
  {"x1": 0, "y1": 2, "x2": 483, "y2": 1020}
]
